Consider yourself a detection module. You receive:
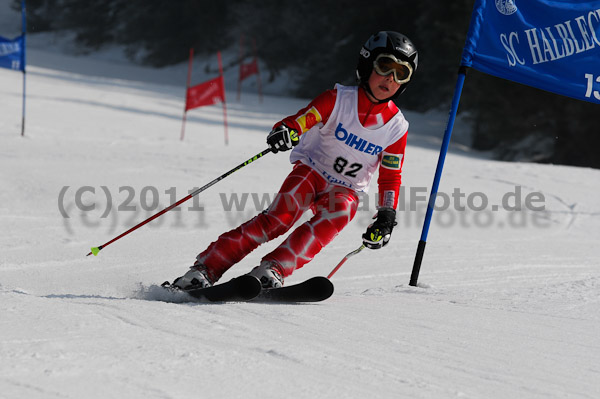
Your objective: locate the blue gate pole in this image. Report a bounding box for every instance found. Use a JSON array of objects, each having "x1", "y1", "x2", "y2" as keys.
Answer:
[
  {"x1": 409, "y1": 66, "x2": 468, "y2": 287},
  {"x1": 20, "y1": 0, "x2": 26, "y2": 137}
]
